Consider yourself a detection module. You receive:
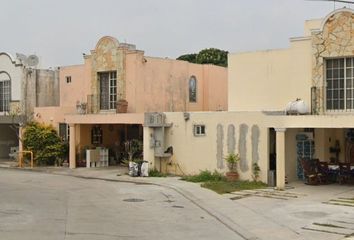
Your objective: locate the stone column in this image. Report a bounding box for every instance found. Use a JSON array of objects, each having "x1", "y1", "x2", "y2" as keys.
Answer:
[
  {"x1": 275, "y1": 128, "x2": 286, "y2": 190},
  {"x1": 69, "y1": 124, "x2": 76, "y2": 169}
]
